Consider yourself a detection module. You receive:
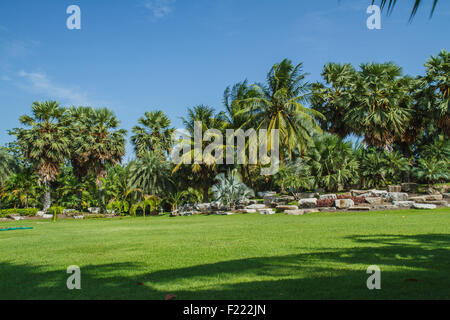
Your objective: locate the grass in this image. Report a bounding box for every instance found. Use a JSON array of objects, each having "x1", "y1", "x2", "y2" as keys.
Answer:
[{"x1": 0, "y1": 208, "x2": 449, "y2": 300}]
